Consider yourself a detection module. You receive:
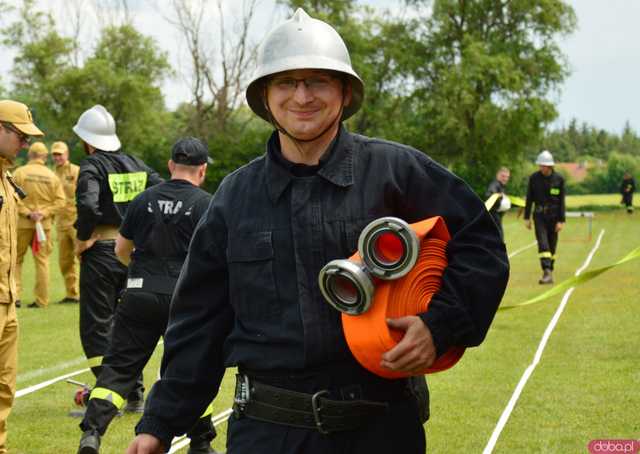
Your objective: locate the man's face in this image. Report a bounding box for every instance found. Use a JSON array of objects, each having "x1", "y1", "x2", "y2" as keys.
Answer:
[
  {"x1": 497, "y1": 170, "x2": 510, "y2": 185},
  {"x1": 0, "y1": 123, "x2": 29, "y2": 162},
  {"x1": 539, "y1": 165, "x2": 553, "y2": 176},
  {"x1": 52, "y1": 151, "x2": 68, "y2": 167},
  {"x1": 265, "y1": 69, "x2": 351, "y2": 141}
]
